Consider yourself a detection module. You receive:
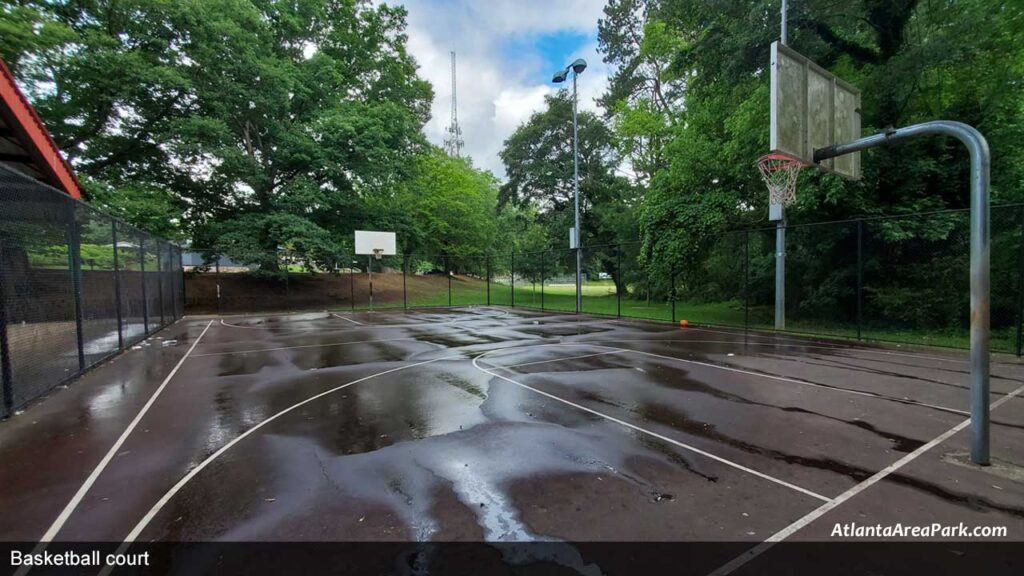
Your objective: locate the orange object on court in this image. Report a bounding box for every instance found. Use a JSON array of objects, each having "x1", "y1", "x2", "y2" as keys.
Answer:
[{"x1": 679, "y1": 319, "x2": 689, "y2": 328}]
